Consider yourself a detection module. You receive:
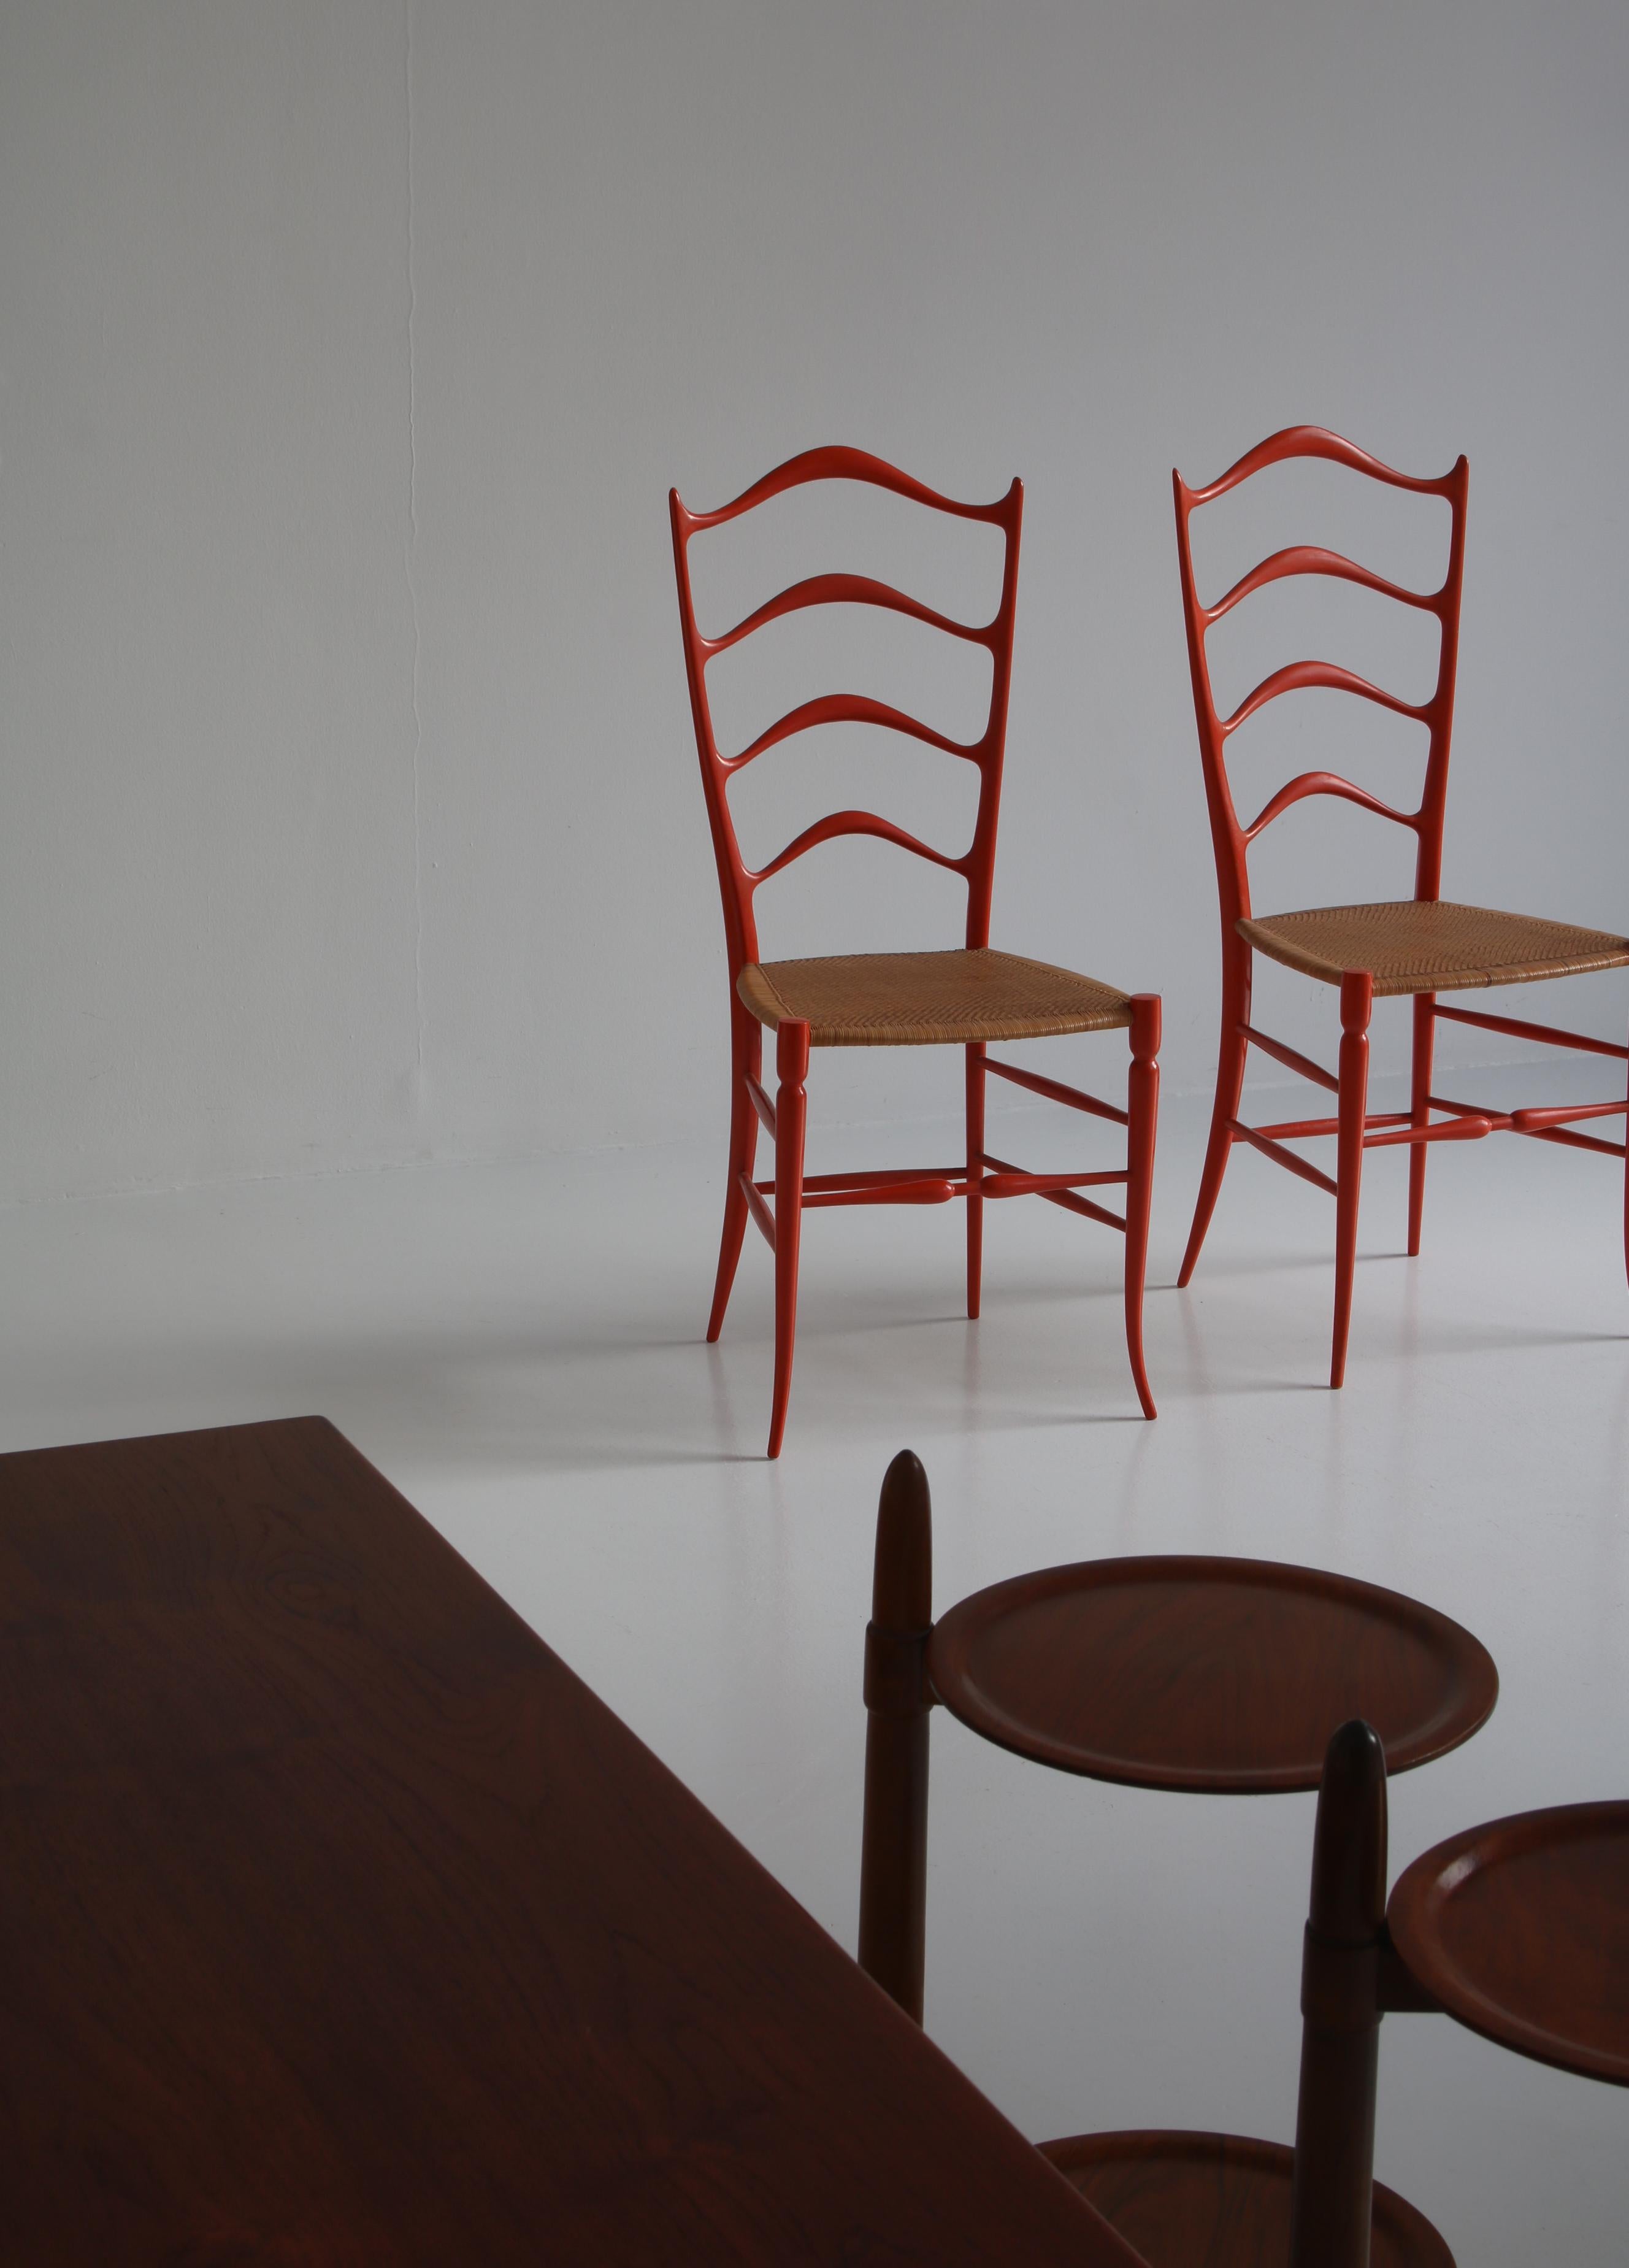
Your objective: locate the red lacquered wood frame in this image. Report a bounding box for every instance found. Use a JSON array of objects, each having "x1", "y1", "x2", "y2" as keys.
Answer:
[
  {"x1": 673, "y1": 449, "x2": 1159, "y2": 1453},
  {"x1": 1173, "y1": 426, "x2": 1629, "y2": 1385}
]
